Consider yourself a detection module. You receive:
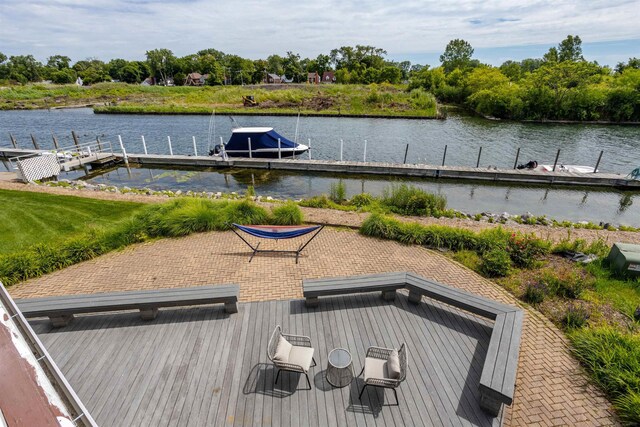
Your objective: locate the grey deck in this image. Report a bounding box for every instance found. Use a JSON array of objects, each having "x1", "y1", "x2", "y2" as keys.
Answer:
[{"x1": 30, "y1": 293, "x2": 502, "y2": 427}]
